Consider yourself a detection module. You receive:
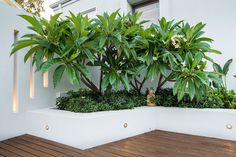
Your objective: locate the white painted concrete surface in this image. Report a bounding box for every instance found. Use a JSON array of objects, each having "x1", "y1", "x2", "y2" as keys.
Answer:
[
  {"x1": 0, "y1": 2, "x2": 76, "y2": 141},
  {"x1": 26, "y1": 107, "x2": 236, "y2": 149},
  {"x1": 53, "y1": 0, "x2": 132, "y2": 18},
  {"x1": 26, "y1": 107, "x2": 157, "y2": 149}
]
